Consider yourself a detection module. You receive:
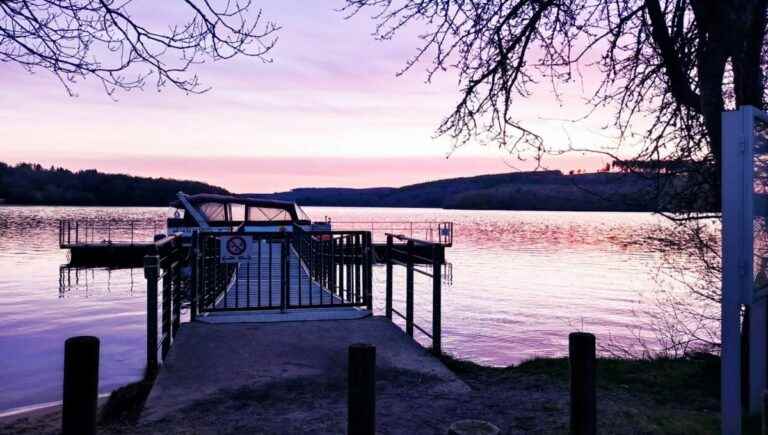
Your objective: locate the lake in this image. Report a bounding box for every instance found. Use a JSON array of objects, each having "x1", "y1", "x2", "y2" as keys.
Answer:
[{"x1": 0, "y1": 206, "x2": 694, "y2": 414}]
